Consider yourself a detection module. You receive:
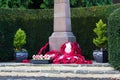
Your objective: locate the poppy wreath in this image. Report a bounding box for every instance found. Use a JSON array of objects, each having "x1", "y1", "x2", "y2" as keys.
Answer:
[
  {"x1": 53, "y1": 54, "x2": 84, "y2": 64},
  {"x1": 38, "y1": 42, "x2": 49, "y2": 55},
  {"x1": 45, "y1": 50, "x2": 60, "y2": 60},
  {"x1": 37, "y1": 42, "x2": 92, "y2": 64},
  {"x1": 60, "y1": 42, "x2": 82, "y2": 55}
]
